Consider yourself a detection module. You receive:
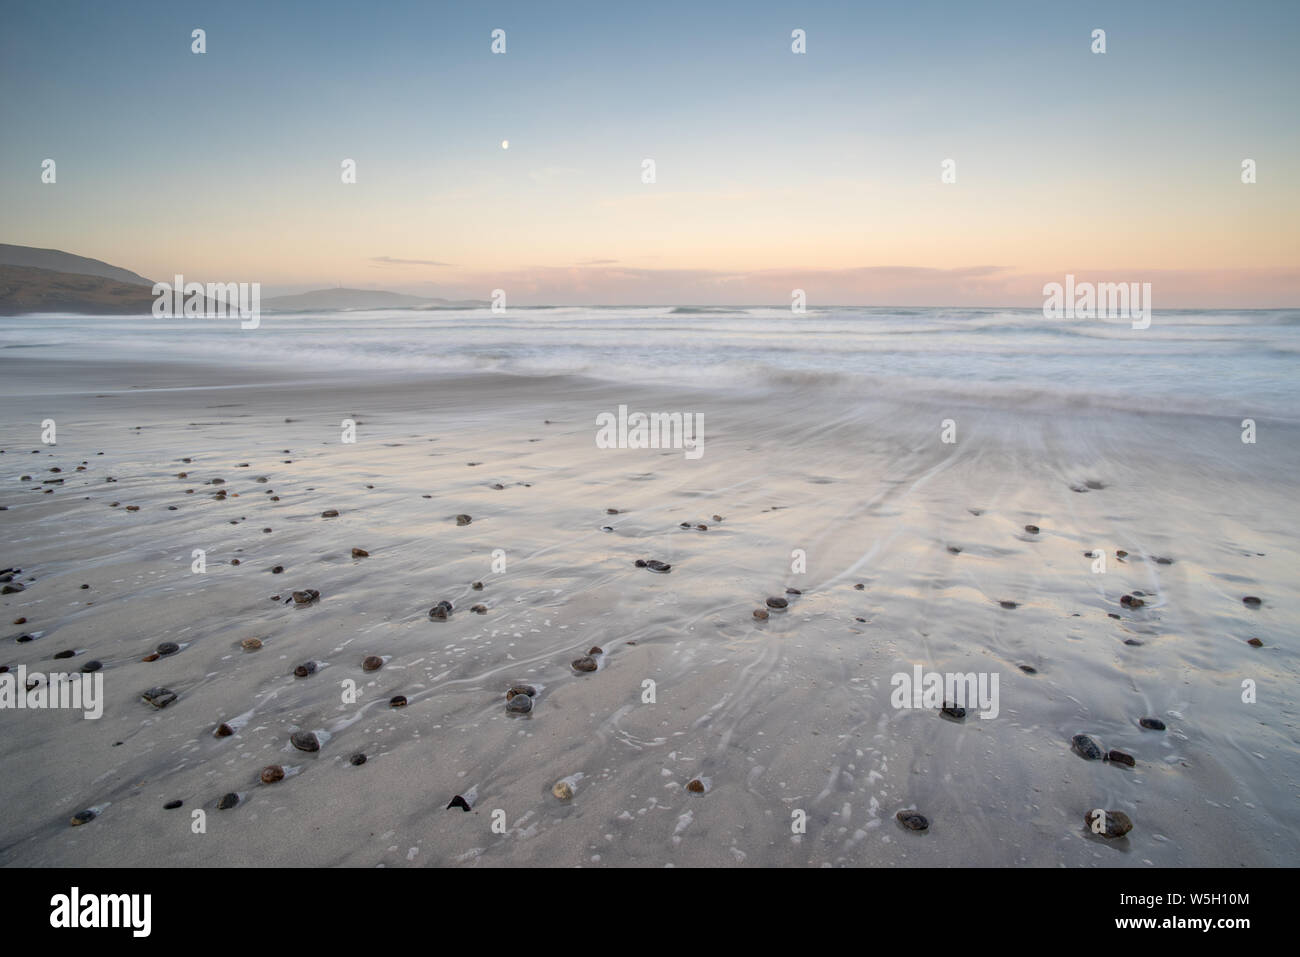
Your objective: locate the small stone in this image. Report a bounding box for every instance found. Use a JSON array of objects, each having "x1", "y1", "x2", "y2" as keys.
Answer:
[
  {"x1": 215, "y1": 723, "x2": 234, "y2": 738},
  {"x1": 216, "y1": 793, "x2": 240, "y2": 810},
  {"x1": 447, "y1": 794, "x2": 471, "y2": 811},
  {"x1": 1000, "y1": 600, "x2": 1019, "y2": 609},
  {"x1": 54, "y1": 650, "x2": 75, "y2": 659},
  {"x1": 712, "y1": 515, "x2": 723, "y2": 522},
  {"x1": 164, "y1": 800, "x2": 183, "y2": 810},
  {"x1": 1139, "y1": 717, "x2": 1166, "y2": 731},
  {"x1": 471, "y1": 604, "x2": 487, "y2": 614},
  {"x1": 1024, "y1": 524, "x2": 1040, "y2": 534},
  {"x1": 1019, "y1": 665, "x2": 1037, "y2": 674},
  {"x1": 505, "y1": 685, "x2": 536, "y2": 701},
  {"x1": 455, "y1": 514, "x2": 472, "y2": 526},
  {"x1": 157, "y1": 641, "x2": 180, "y2": 656},
  {"x1": 1120, "y1": 594, "x2": 1144, "y2": 608},
  {"x1": 389, "y1": 694, "x2": 408, "y2": 707},
  {"x1": 290, "y1": 731, "x2": 320, "y2": 752},
  {"x1": 1242, "y1": 596, "x2": 1262, "y2": 607},
  {"x1": 1246, "y1": 637, "x2": 1263, "y2": 647},
  {"x1": 552, "y1": 781, "x2": 574, "y2": 800},
  {"x1": 12, "y1": 618, "x2": 26, "y2": 625},
  {"x1": 506, "y1": 693, "x2": 533, "y2": 714},
  {"x1": 947, "y1": 545, "x2": 962, "y2": 554},
  {"x1": 241, "y1": 637, "x2": 263, "y2": 652},
  {"x1": 472, "y1": 581, "x2": 484, "y2": 590},
  {"x1": 351, "y1": 548, "x2": 369, "y2": 558},
  {"x1": 696, "y1": 524, "x2": 708, "y2": 531},
  {"x1": 1107, "y1": 749, "x2": 1136, "y2": 767},
  {"x1": 940, "y1": 702, "x2": 966, "y2": 720},
  {"x1": 896, "y1": 810, "x2": 929, "y2": 831},
  {"x1": 70, "y1": 809, "x2": 97, "y2": 826},
  {"x1": 1085, "y1": 808, "x2": 1133, "y2": 838},
  {"x1": 291, "y1": 589, "x2": 320, "y2": 605},
  {"x1": 644, "y1": 560, "x2": 671, "y2": 572},
  {"x1": 635, "y1": 559, "x2": 647, "y2": 567},
  {"x1": 753, "y1": 608, "x2": 769, "y2": 620},
  {"x1": 80, "y1": 660, "x2": 102, "y2": 673},
  {"x1": 1108, "y1": 613, "x2": 1121, "y2": 619},
  {"x1": 80, "y1": 583, "x2": 89, "y2": 590},
  {"x1": 1155, "y1": 556, "x2": 1173, "y2": 565},
  {"x1": 141, "y1": 688, "x2": 177, "y2": 709},
  {"x1": 785, "y1": 588, "x2": 802, "y2": 595},
  {"x1": 1116, "y1": 549, "x2": 1128, "y2": 558},
  {"x1": 362, "y1": 655, "x2": 384, "y2": 672},
  {"x1": 766, "y1": 596, "x2": 788, "y2": 610},
  {"x1": 686, "y1": 779, "x2": 705, "y2": 793},
  {"x1": 321, "y1": 509, "x2": 339, "y2": 518},
  {"x1": 606, "y1": 508, "x2": 619, "y2": 515},
  {"x1": 1124, "y1": 639, "x2": 1143, "y2": 646},
  {"x1": 854, "y1": 583, "x2": 865, "y2": 590},
  {"x1": 141, "y1": 652, "x2": 160, "y2": 662},
  {"x1": 572, "y1": 656, "x2": 598, "y2": 673},
  {"x1": 294, "y1": 661, "x2": 317, "y2": 677},
  {"x1": 587, "y1": 645, "x2": 603, "y2": 655},
  {"x1": 230, "y1": 558, "x2": 240, "y2": 565},
  {"x1": 350, "y1": 753, "x2": 367, "y2": 766},
  {"x1": 1072, "y1": 734, "x2": 1104, "y2": 760},
  {"x1": 272, "y1": 565, "x2": 284, "y2": 574},
  {"x1": 2, "y1": 583, "x2": 25, "y2": 594},
  {"x1": 260, "y1": 765, "x2": 285, "y2": 784}
]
